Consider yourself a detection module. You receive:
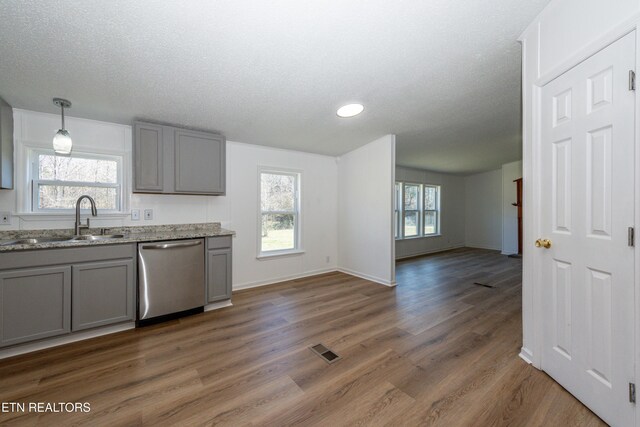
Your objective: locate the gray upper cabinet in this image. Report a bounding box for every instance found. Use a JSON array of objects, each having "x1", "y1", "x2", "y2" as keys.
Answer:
[
  {"x1": 133, "y1": 121, "x2": 225, "y2": 195},
  {"x1": 0, "y1": 97, "x2": 14, "y2": 190},
  {"x1": 175, "y1": 129, "x2": 225, "y2": 194},
  {"x1": 134, "y1": 122, "x2": 164, "y2": 192},
  {"x1": 0, "y1": 266, "x2": 71, "y2": 347},
  {"x1": 72, "y1": 259, "x2": 135, "y2": 331}
]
